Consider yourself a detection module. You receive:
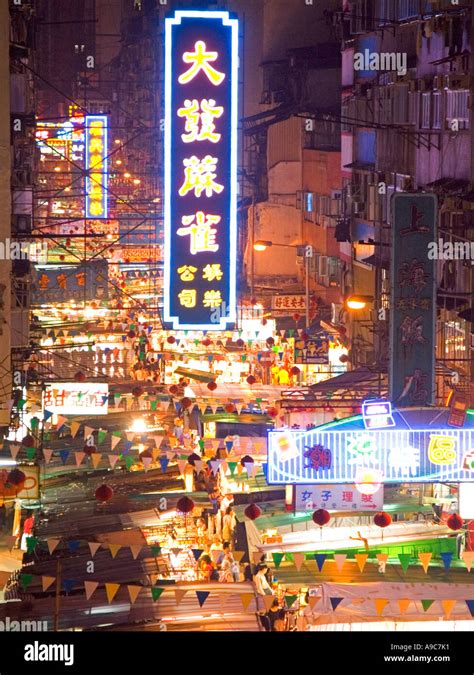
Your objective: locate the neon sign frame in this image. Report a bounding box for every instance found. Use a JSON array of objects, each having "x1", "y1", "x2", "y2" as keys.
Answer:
[{"x1": 85, "y1": 114, "x2": 108, "y2": 219}]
